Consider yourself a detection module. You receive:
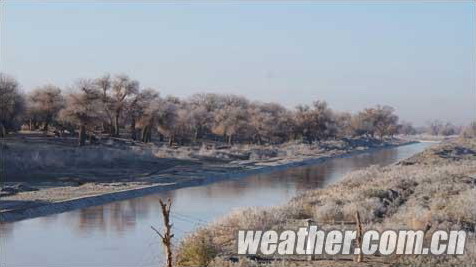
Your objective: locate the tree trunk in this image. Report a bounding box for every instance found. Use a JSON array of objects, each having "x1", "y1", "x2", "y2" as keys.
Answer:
[
  {"x1": 257, "y1": 134, "x2": 262, "y2": 145},
  {"x1": 168, "y1": 135, "x2": 174, "y2": 147},
  {"x1": 0, "y1": 123, "x2": 6, "y2": 138},
  {"x1": 141, "y1": 126, "x2": 149, "y2": 143},
  {"x1": 130, "y1": 118, "x2": 136, "y2": 140},
  {"x1": 194, "y1": 129, "x2": 199, "y2": 142},
  {"x1": 43, "y1": 114, "x2": 53, "y2": 133},
  {"x1": 141, "y1": 127, "x2": 146, "y2": 142},
  {"x1": 114, "y1": 111, "x2": 120, "y2": 137},
  {"x1": 151, "y1": 199, "x2": 174, "y2": 267},
  {"x1": 354, "y1": 211, "x2": 364, "y2": 262},
  {"x1": 146, "y1": 127, "x2": 152, "y2": 143},
  {"x1": 109, "y1": 120, "x2": 115, "y2": 136},
  {"x1": 102, "y1": 122, "x2": 111, "y2": 134},
  {"x1": 78, "y1": 124, "x2": 86, "y2": 146},
  {"x1": 43, "y1": 121, "x2": 49, "y2": 133}
]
